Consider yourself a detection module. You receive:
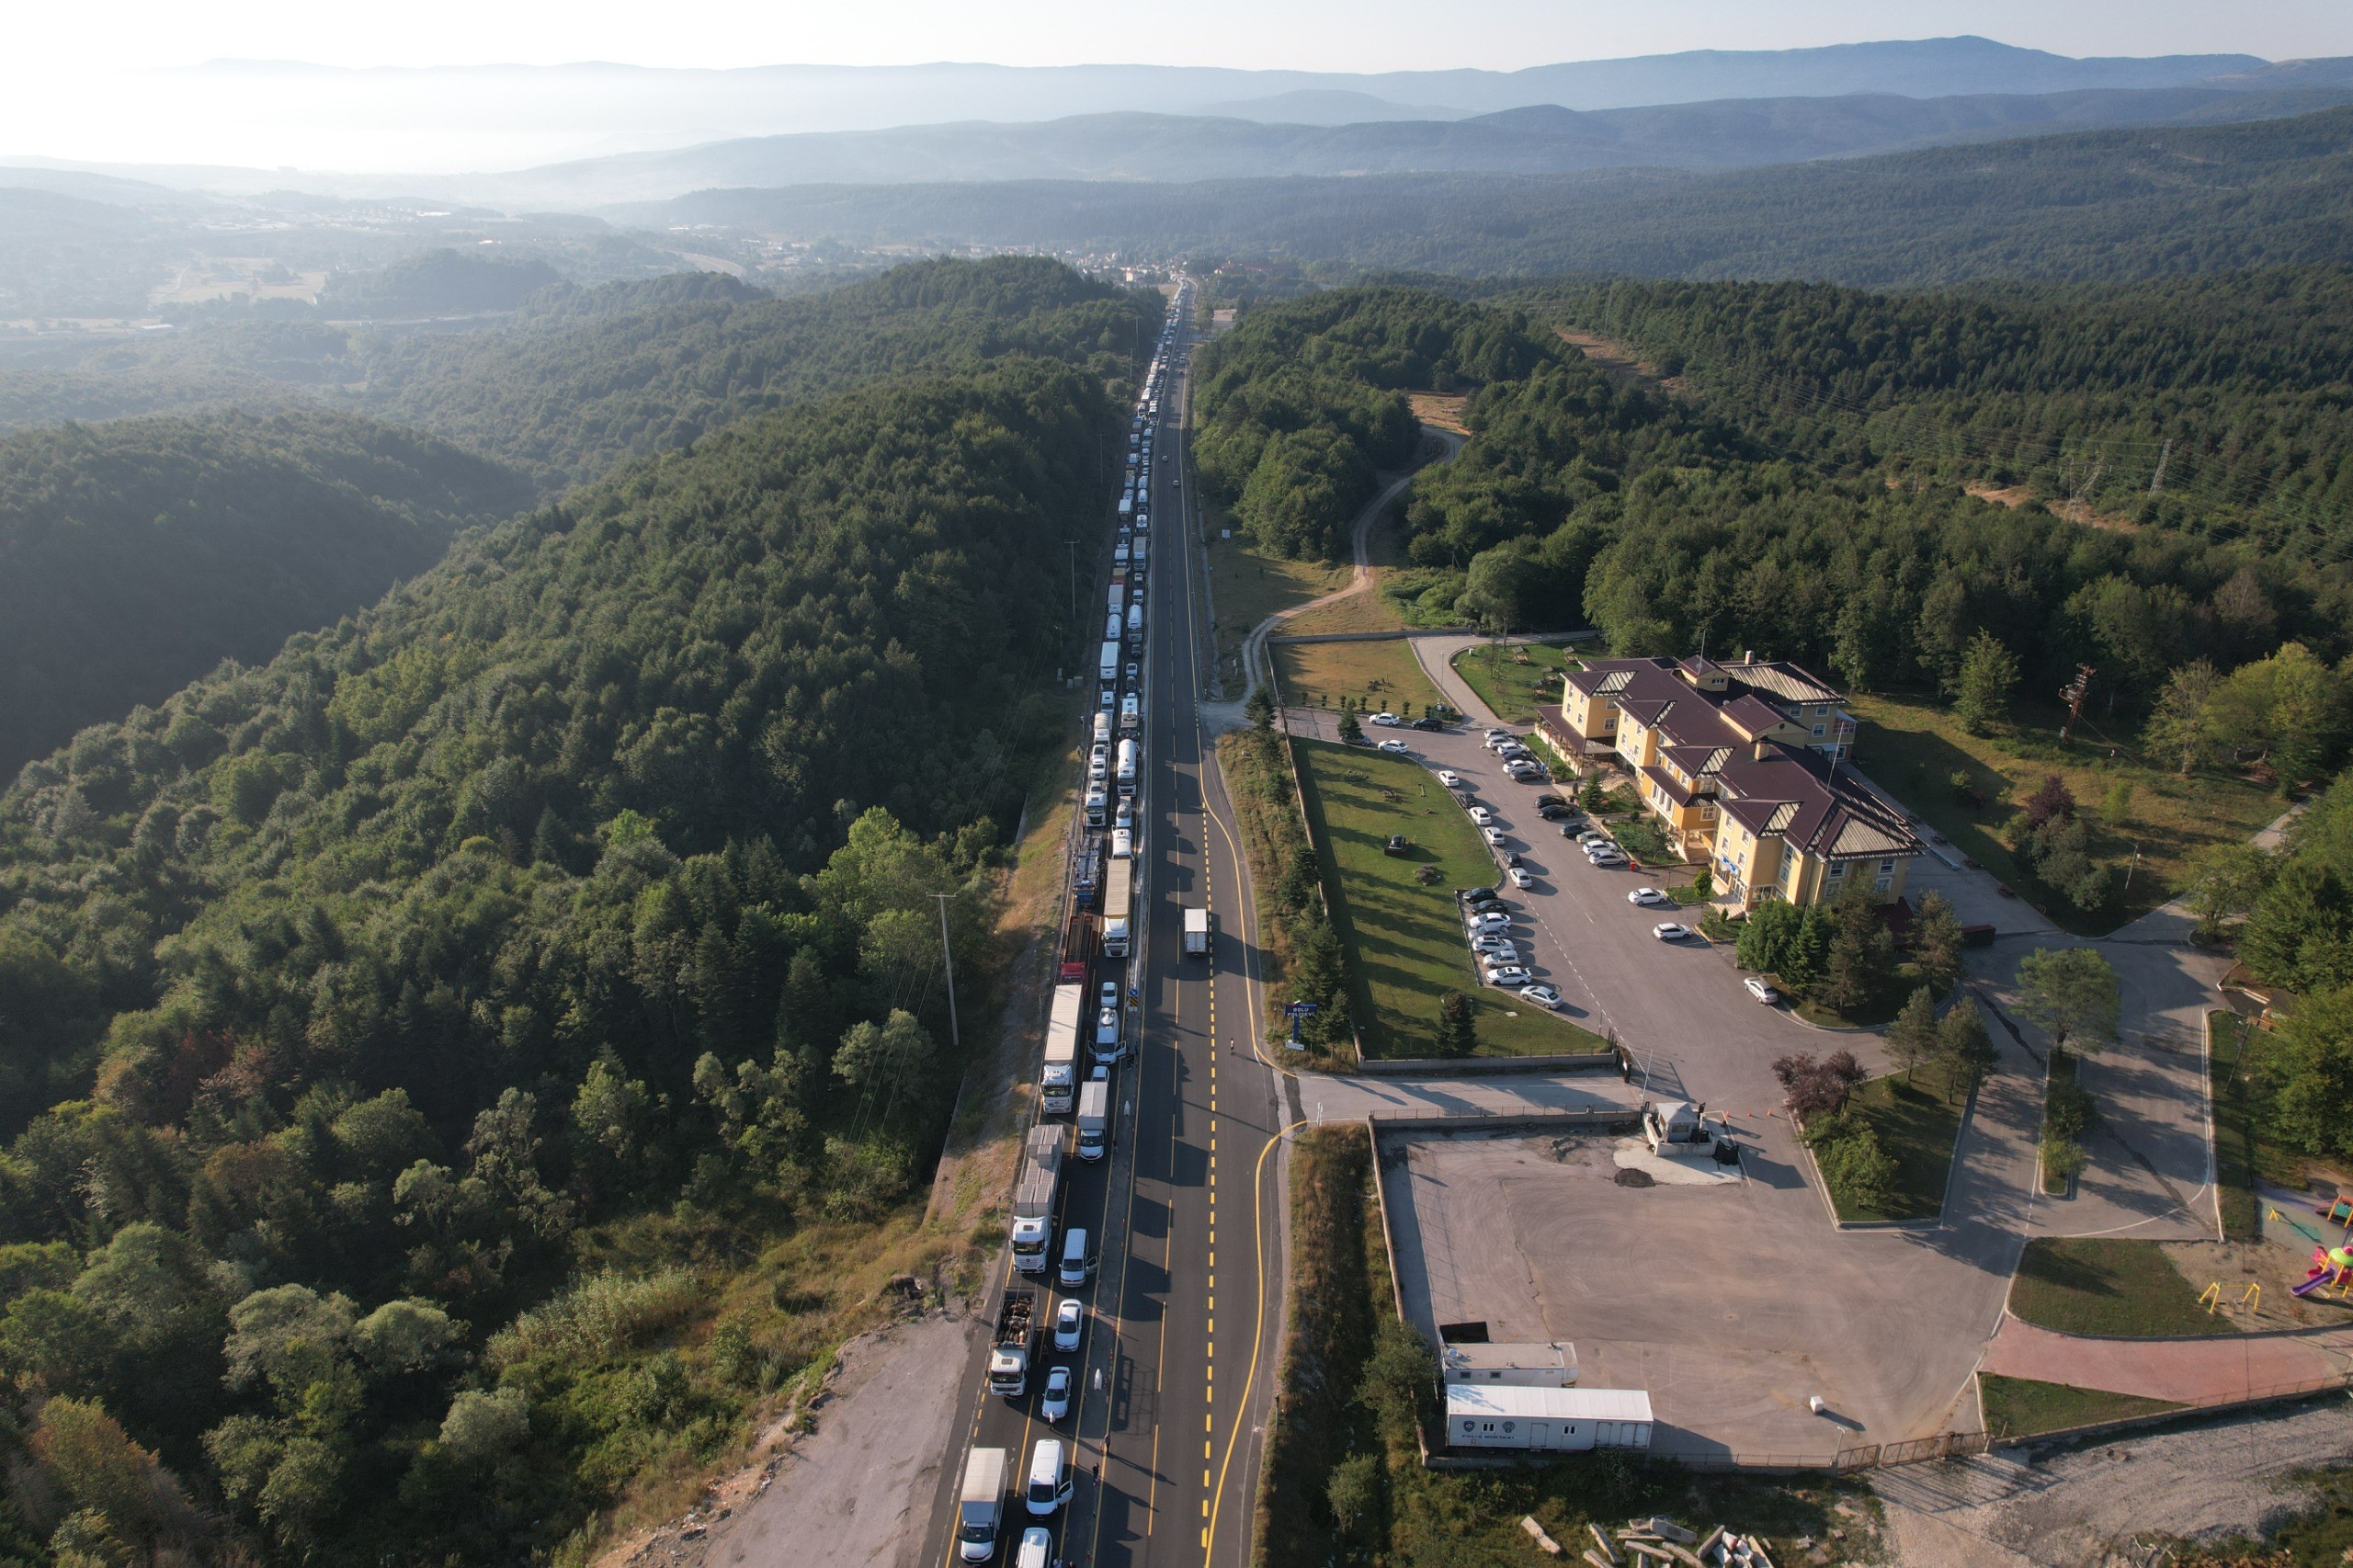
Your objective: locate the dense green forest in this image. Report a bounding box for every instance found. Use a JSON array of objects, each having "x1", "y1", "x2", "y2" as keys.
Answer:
[
  {"x1": 317, "y1": 249, "x2": 563, "y2": 320},
  {"x1": 1509, "y1": 267, "x2": 2353, "y2": 559},
  {"x1": 0, "y1": 302, "x2": 1124, "y2": 1562},
  {"x1": 651, "y1": 104, "x2": 2353, "y2": 287},
  {"x1": 0, "y1": 410, "x2": 533, "y2": 780},
  {"x1": 1189, "y1": 288, "x2": 1556, "y2": 557},
  {"x1": 0, "y1": 258, "x2": 1156, "y2": 495}
]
